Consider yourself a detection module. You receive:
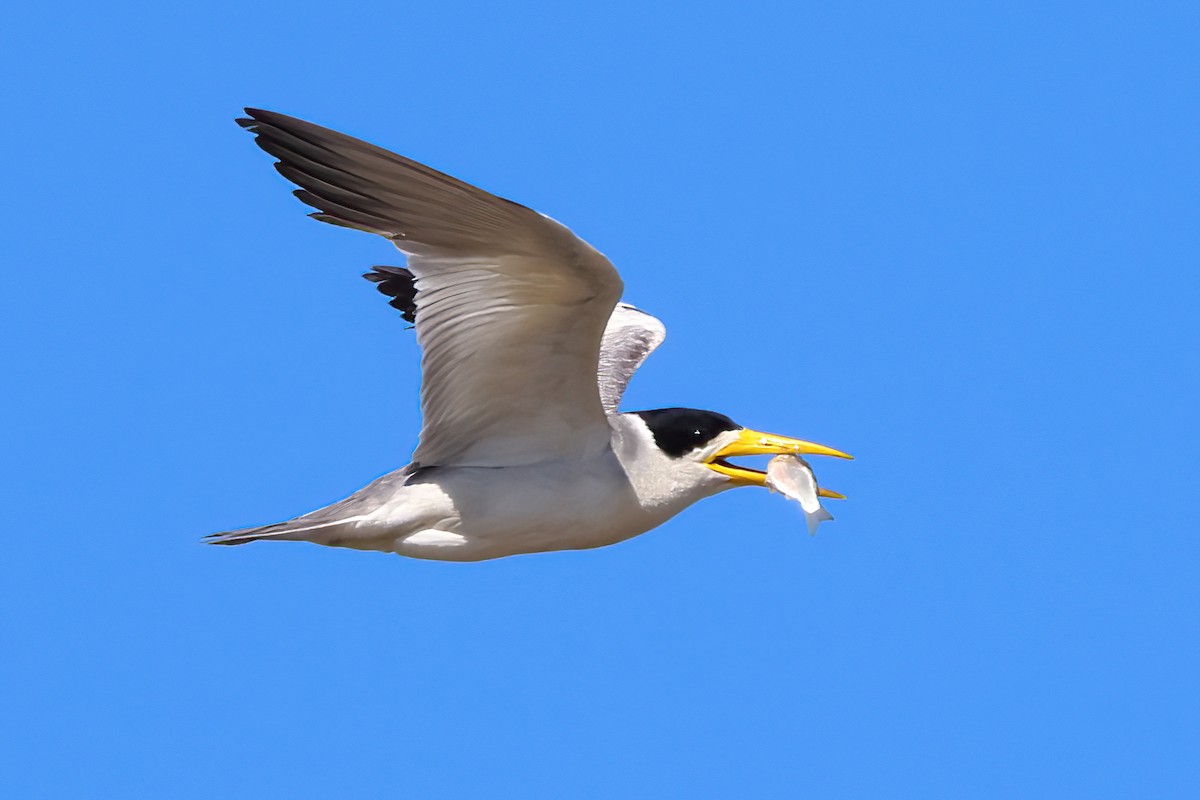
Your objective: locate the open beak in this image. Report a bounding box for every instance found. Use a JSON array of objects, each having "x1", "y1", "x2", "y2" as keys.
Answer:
[{"x1": 705, "y1": 428, "x2": 852, "y2": 493}]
